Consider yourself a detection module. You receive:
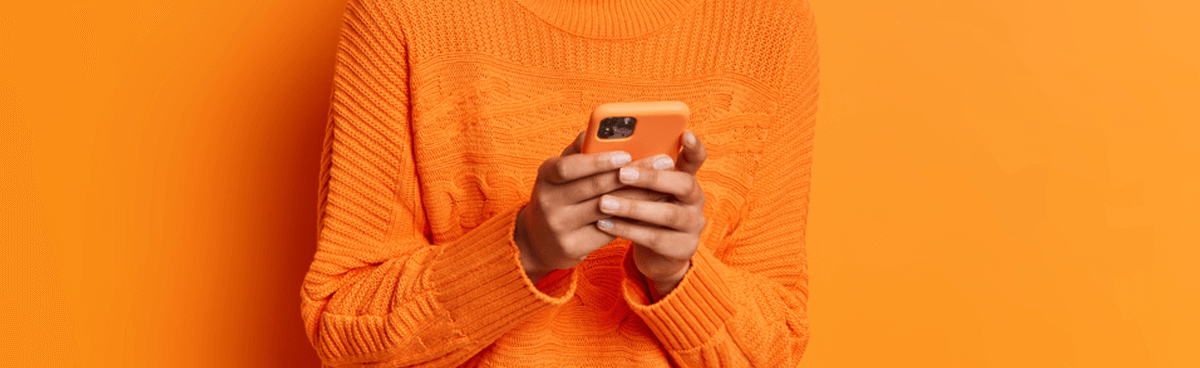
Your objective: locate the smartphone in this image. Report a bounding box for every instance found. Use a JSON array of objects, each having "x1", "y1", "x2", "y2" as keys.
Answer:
[{"x1": 581, "y1": 101, "x2": 690, "y2": 162}]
